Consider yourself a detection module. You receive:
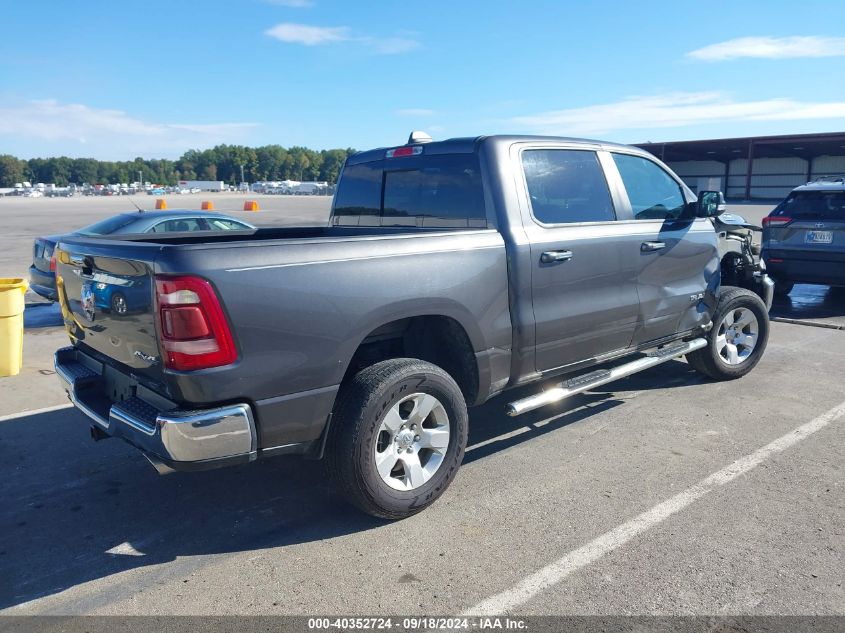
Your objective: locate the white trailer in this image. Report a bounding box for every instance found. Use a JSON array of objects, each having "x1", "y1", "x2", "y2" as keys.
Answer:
[{"x1": 178, "y1": 180, "x2": 225, "y2": 192}]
